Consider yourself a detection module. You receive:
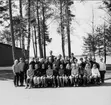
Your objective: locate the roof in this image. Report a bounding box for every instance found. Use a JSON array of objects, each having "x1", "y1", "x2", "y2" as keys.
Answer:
[{"x1": 0, "y1": 42, "x2": 22, "y2": 50}]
